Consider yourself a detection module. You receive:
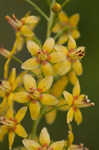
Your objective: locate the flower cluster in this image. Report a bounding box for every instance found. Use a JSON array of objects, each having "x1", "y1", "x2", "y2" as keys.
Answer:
[{"x1": 0, "y1": 1, "x2": 94, "y2": 150}]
